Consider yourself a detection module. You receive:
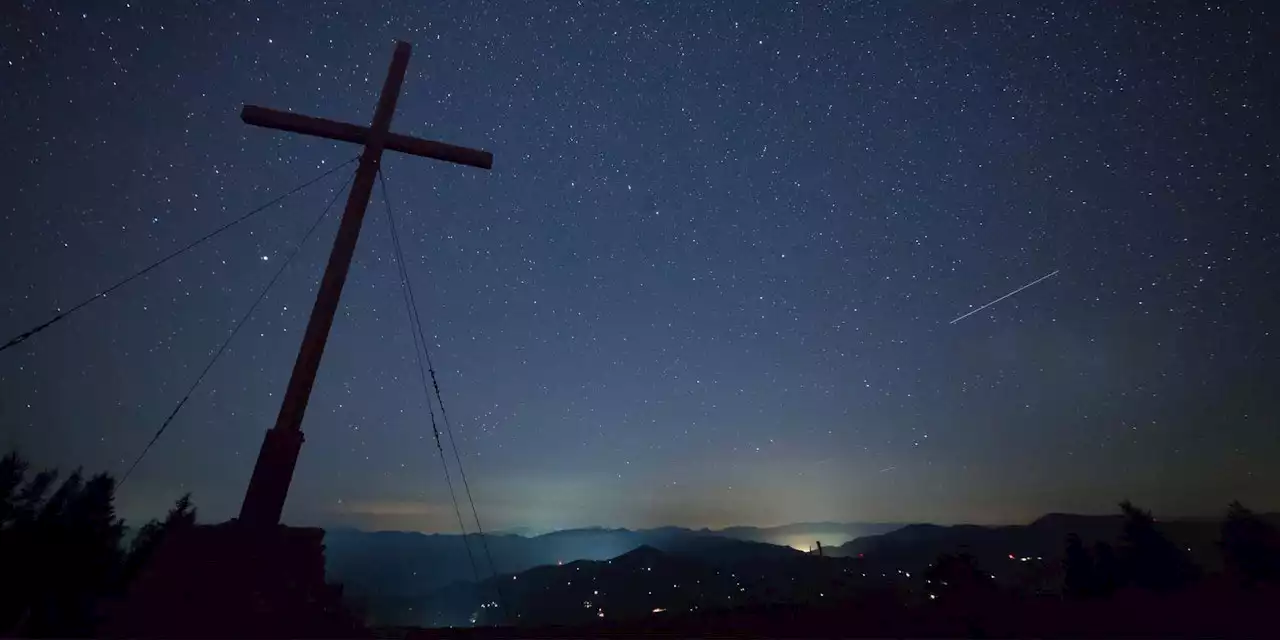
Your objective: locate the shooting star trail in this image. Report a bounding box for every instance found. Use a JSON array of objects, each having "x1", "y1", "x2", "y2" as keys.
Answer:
[{"x1": 949, "y1": 269, "x2": 1060, "y2": 325}]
